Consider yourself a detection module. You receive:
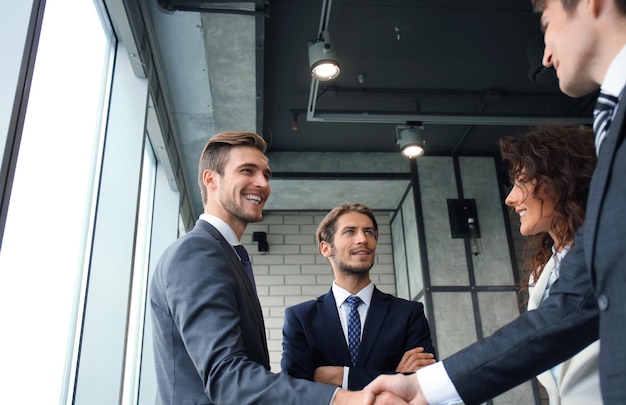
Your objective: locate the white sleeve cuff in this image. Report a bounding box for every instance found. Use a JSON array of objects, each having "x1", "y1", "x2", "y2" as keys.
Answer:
[
  {"x1": 416, "y1": 361, "x2": 463, "y2": 405},
  {"x1": 342, "y1": 366, "x2": 349, "y2": 389}
]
